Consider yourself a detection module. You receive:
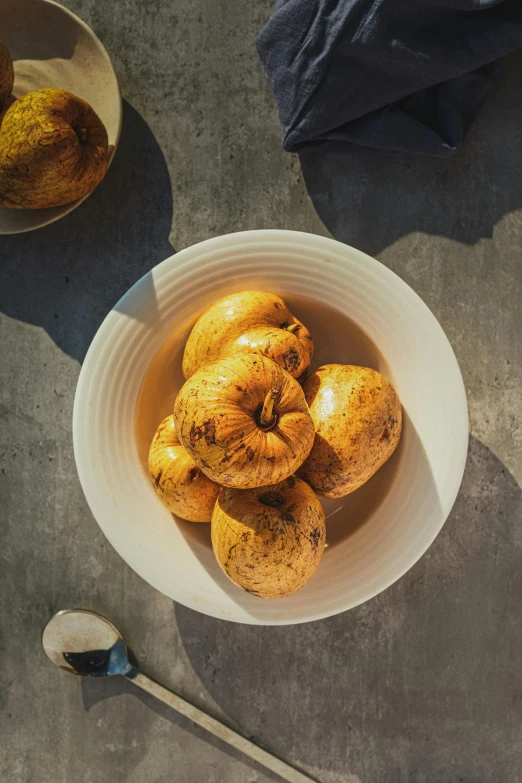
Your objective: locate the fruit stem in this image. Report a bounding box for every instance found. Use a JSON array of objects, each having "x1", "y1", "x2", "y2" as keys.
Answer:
[
  {"x1": 75, "y1": 126, "x2": 88, "y2": 144},
  {"x1": 286, "y1": 323, "x2": 300, "y2": 333},
  {"x1": 259, "y1": 387, "x2": 280, "y2": 428},
  {"x1": 259, "y1": 491, "x2": 284, "y2": 508}
]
